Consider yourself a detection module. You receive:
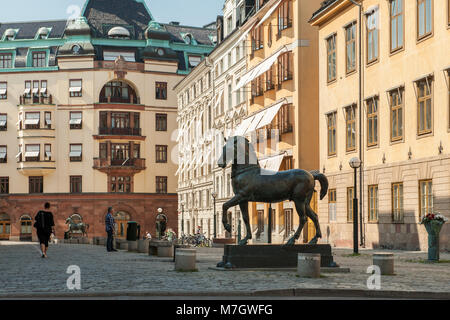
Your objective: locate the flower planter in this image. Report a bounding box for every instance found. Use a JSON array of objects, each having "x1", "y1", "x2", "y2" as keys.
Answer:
[{"x1": 422, "y1": 213, "x2": 447, "y2": 261}]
